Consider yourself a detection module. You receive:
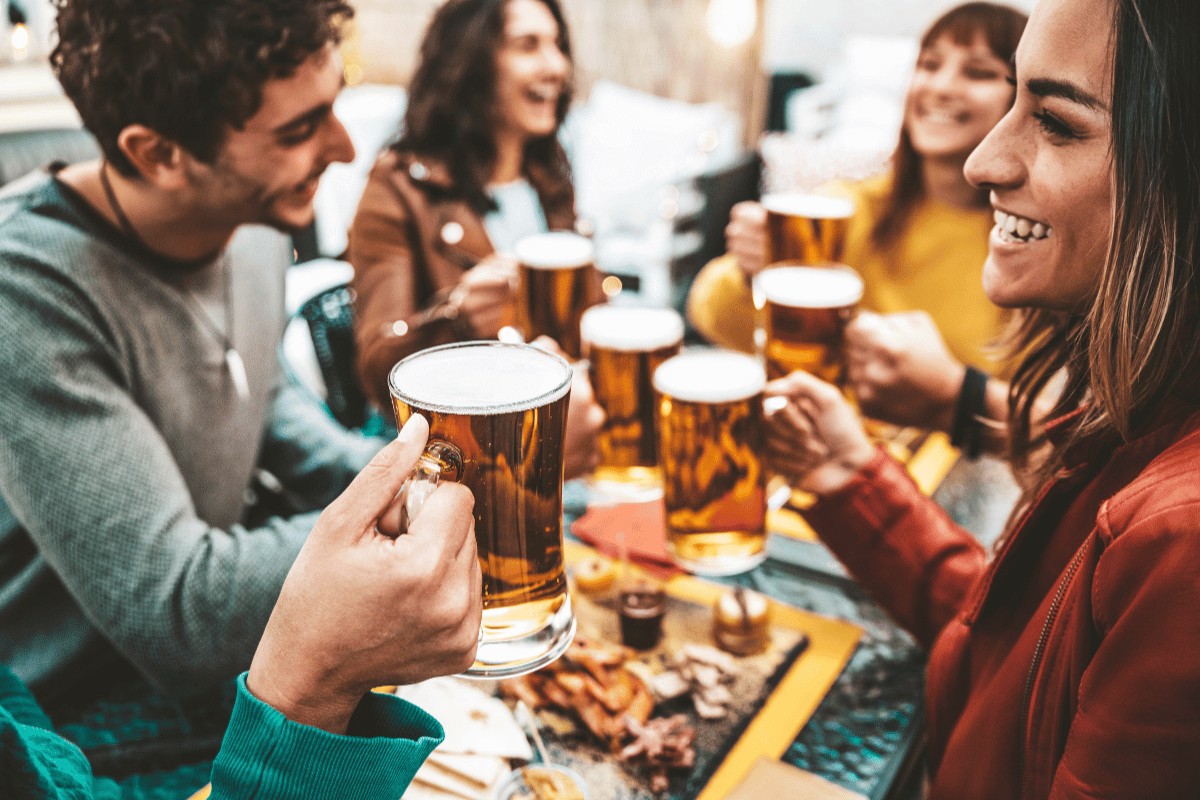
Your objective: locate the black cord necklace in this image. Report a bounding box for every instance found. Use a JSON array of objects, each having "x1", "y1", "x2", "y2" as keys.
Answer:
[{"x1": 99, "y1": 161, "x2": 250, "y2": 401}]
